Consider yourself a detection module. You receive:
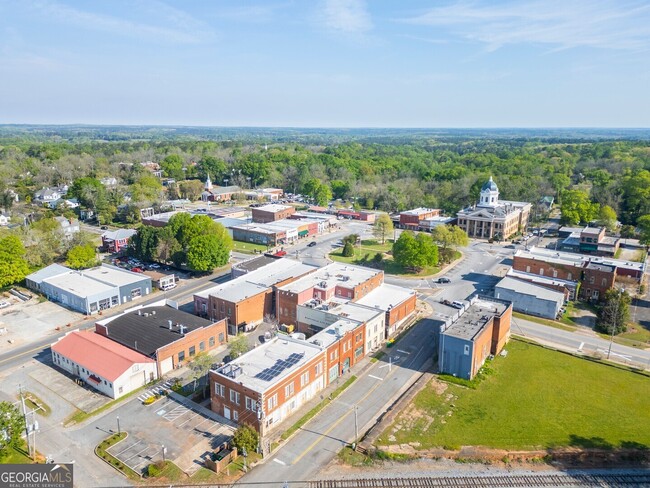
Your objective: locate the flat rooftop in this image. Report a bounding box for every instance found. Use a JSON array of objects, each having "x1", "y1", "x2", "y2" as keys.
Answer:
[
  {"x1": 45, "y1": 271, "x2": 115, "y2": 297},
  {"x1": 516, "y1": 246, "x2": 645, "y2": 272},
  {"x1": 328, "y1": 302, "x2": 384, "y2": 323},
  {"x1": 582, "y1": 227, "x2": 603, "y2": 235},
  {"x1": 83, "y1": 265, "x2": 150, "y2": 287},
  {"x1": 231, "y1": 223, "x2": 277, "y2": 235},
  {"x1": 278, "y1": 263, "x2": 382, "y2": 294},
  {"x1": 507, "y1": 269, "x2": 577, "y2": 288},
  {"x1": 195, "y1": 280, "x2": 268, "y2": 303},
  {"x1": 401, "y1": 207, "x2": 438, "y2": 216},
  {"x1": 96, "y1": 305, "x2": 215, "y2": 357},
  {"x1": 356, "y1": 283, "x2": 416, "y2": 311},
  {"x1": 233, "y1": 255, "x2": 279, "y2": 273},
  {"x1": 27, "y1": 263, "x2": 69, "y2": 285},
  {"x1": 443, "y1": 296, "x2": 509, "y2": 342},
  {"x1": 496, "y1": 276, "x2": 566, "y2": 303},
  {"x1": 143, "y1": 210, "x2": 186, "y2": 223},
  {"x1": 310, "y1": 318, "x2": 361, "y2": 348},
  {"x1": 213, "y1": 335, "x2": 323, "y2": 393},
  {"x1": 255, "y1": 204, "x2": 292, "y2": 213}
]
